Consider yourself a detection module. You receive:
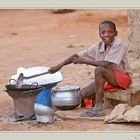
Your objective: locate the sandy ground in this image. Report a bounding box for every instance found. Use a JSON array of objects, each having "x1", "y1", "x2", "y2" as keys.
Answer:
[{"x1": 0, "y1": 9, "x2": 140, "y2": 131}]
